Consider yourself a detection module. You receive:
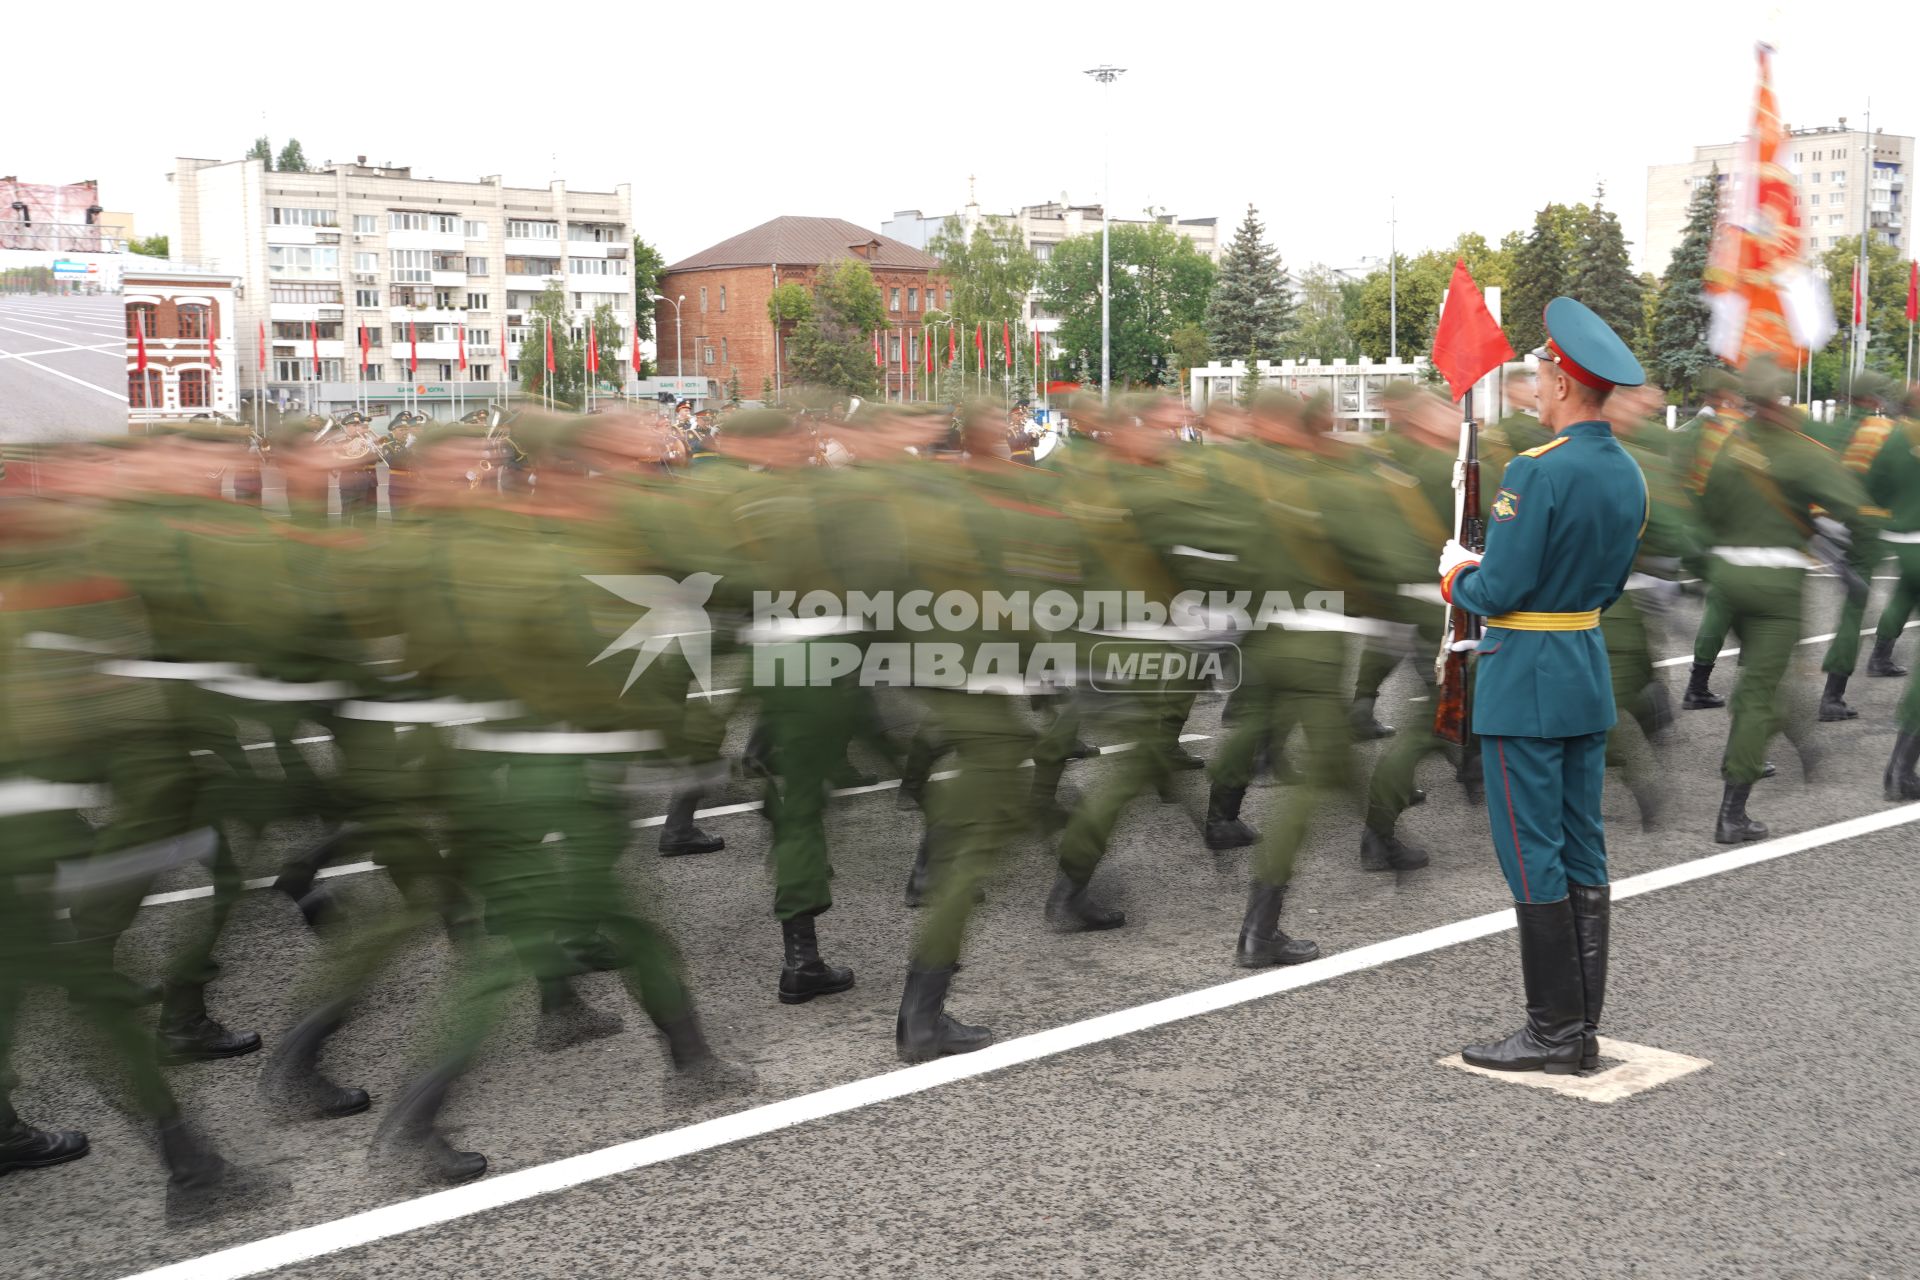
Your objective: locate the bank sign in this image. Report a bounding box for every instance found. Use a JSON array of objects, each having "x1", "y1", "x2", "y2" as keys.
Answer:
[{"x1": 52, "y1": 259, "x2": 99, "y2": 279}]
